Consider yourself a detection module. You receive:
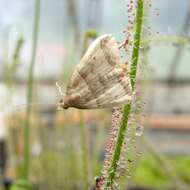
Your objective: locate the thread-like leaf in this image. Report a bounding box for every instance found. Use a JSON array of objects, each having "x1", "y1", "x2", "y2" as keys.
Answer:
[{"x1": 103, "y1": 0, "x2": 144, "y2": 189}]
